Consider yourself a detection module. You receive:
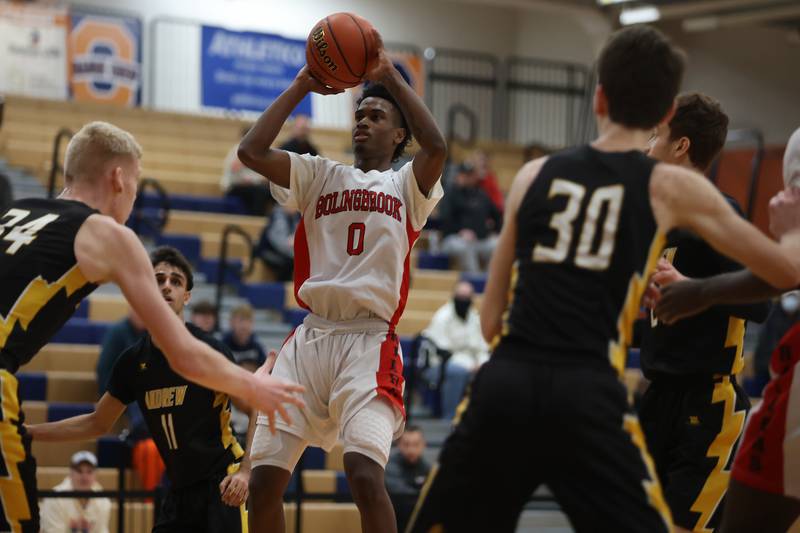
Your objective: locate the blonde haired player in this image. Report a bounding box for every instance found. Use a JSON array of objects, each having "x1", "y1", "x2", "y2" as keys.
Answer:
[
  {"x1": 0, "y1": 122, "x2": 304, "y2": 532},
  {"x1": 238, "y1": 32, "x2": 447, "y2": 533}
]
